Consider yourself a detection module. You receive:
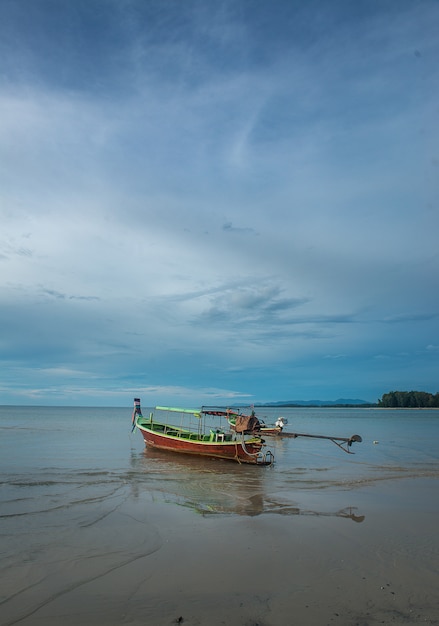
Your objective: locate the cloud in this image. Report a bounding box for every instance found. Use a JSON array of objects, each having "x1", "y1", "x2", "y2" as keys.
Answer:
[
  {"x1": 222, "y1": 221, "x2": 257, "y2": 235},
  {"x1": 383, "y1": 313, "x2": 439, "y2": 324},
  {"x1": 1, "y1": 0, "x2": 439, "y2": 404}
]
